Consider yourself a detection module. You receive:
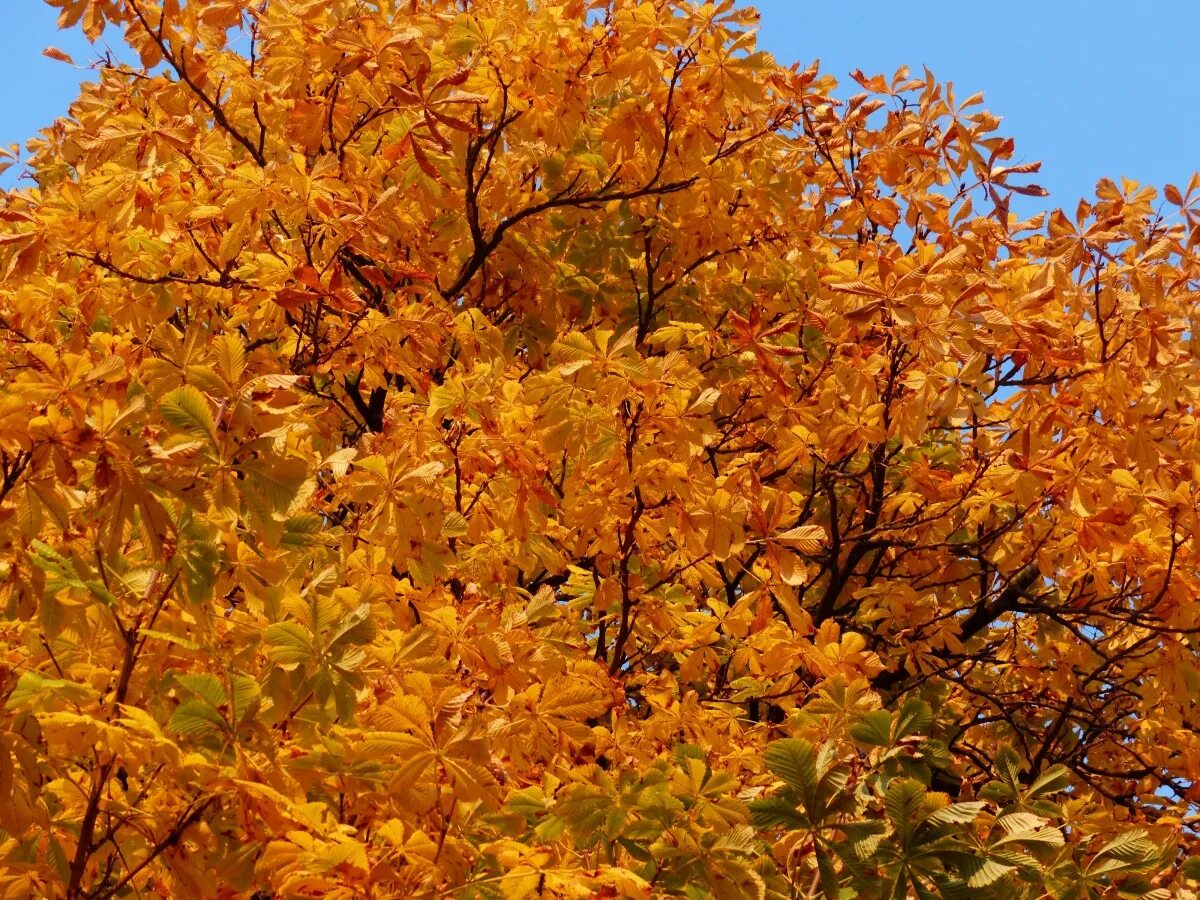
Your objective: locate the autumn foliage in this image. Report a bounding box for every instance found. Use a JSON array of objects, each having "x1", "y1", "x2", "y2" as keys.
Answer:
[{"x1": 3, "y1": 0, "x2": 1200, "y2": 896}]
